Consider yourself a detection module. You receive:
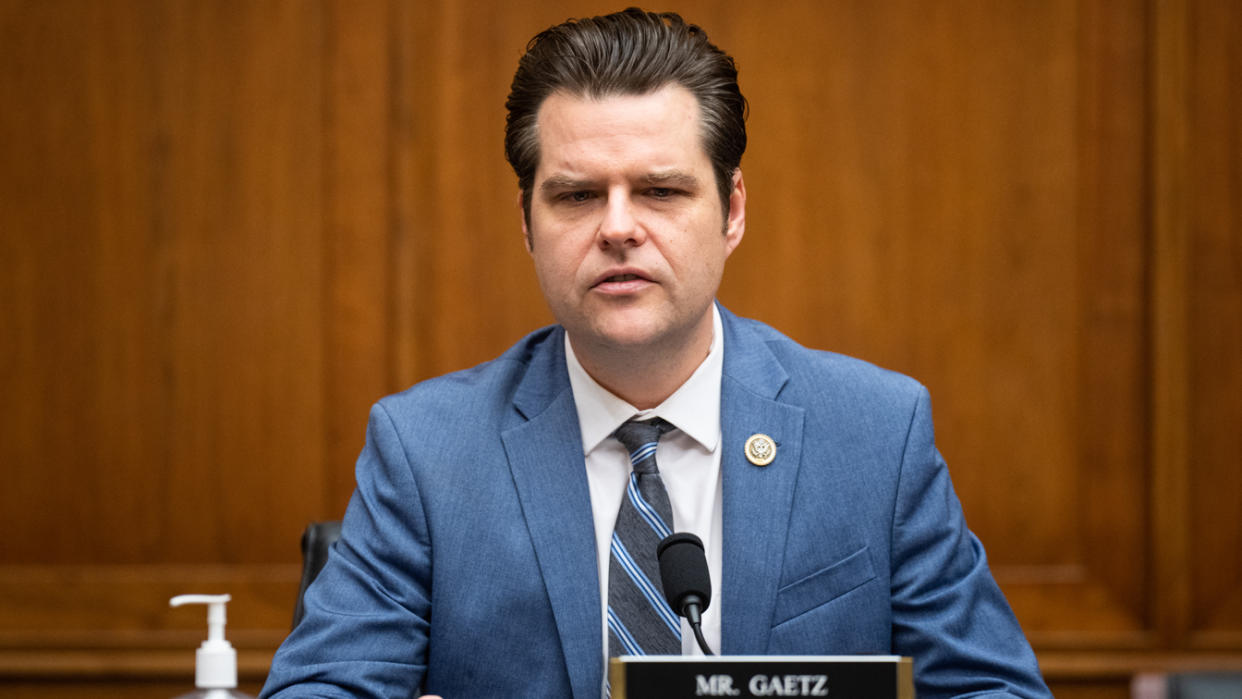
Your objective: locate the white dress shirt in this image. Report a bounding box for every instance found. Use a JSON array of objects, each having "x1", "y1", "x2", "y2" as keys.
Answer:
[{"x1": 564, "y1": 305, "x2": 725, "y2": 672}]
